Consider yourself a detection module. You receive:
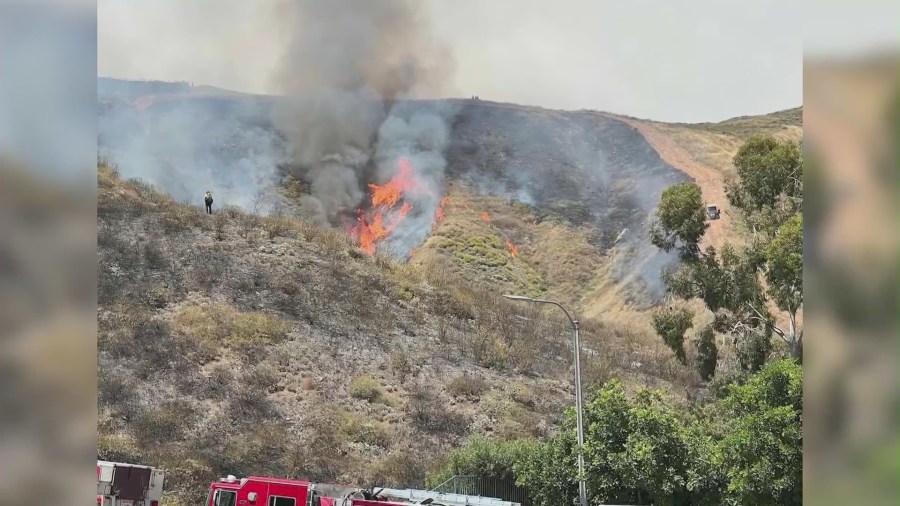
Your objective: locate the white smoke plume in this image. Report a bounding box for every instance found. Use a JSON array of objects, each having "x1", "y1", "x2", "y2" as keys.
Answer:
[
  {"x1": 372, "y1": 100, "x2": 458, "y2": 258},
  {"x1": 99, "y1": 92, "x2": 287, "y2": 212}
]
